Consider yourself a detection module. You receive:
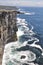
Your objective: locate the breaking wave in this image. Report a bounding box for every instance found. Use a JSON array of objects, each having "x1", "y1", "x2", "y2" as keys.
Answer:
[
  {"x1": 18, "y1": 9, "x2": 35, "y2": 15},
  {"x1": 24, "y1": 12, "x2": 35, "y2": 15},
  {"x1": 2, "y1": 17, "x2": 43, "y2": 65}
]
